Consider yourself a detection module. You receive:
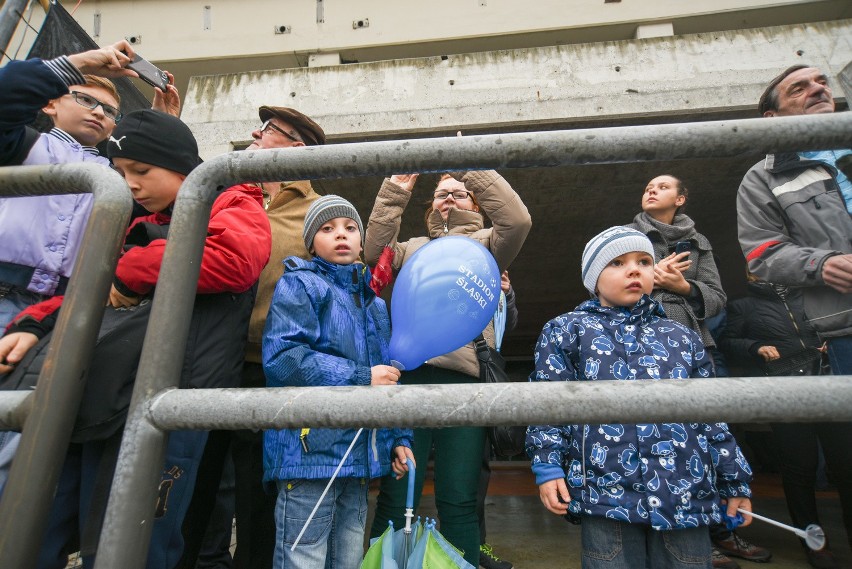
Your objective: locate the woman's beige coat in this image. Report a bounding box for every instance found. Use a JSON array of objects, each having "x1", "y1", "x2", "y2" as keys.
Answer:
[{"x1": 364, "y1": 170, "x2": 531, "y2": 377}]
